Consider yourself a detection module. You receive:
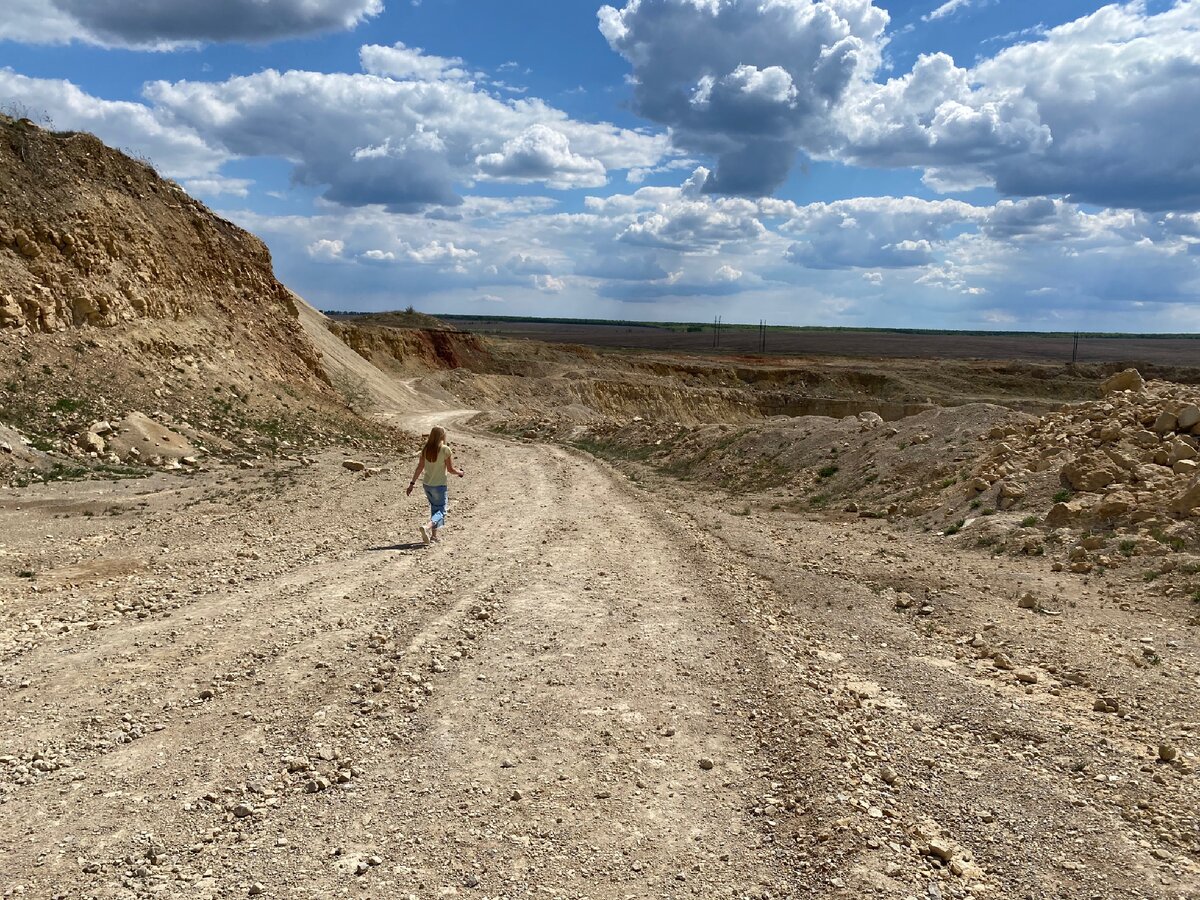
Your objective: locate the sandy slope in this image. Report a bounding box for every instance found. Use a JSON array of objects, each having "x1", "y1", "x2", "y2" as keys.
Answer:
[{"x1": 1, "y1": 381, "x2": 1198, "y2": 900}]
